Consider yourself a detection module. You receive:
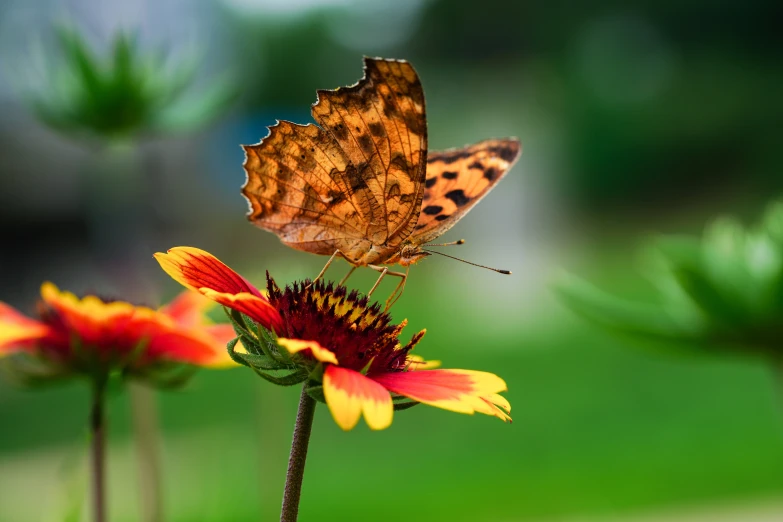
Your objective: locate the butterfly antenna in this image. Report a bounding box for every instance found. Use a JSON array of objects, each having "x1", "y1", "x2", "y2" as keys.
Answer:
[
  {"x1": 424, "y1": 239, "x2": 465, "y2": 247},
  {"x1": 422, "y1": 249, "x2": 511, "y2": 274}
]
